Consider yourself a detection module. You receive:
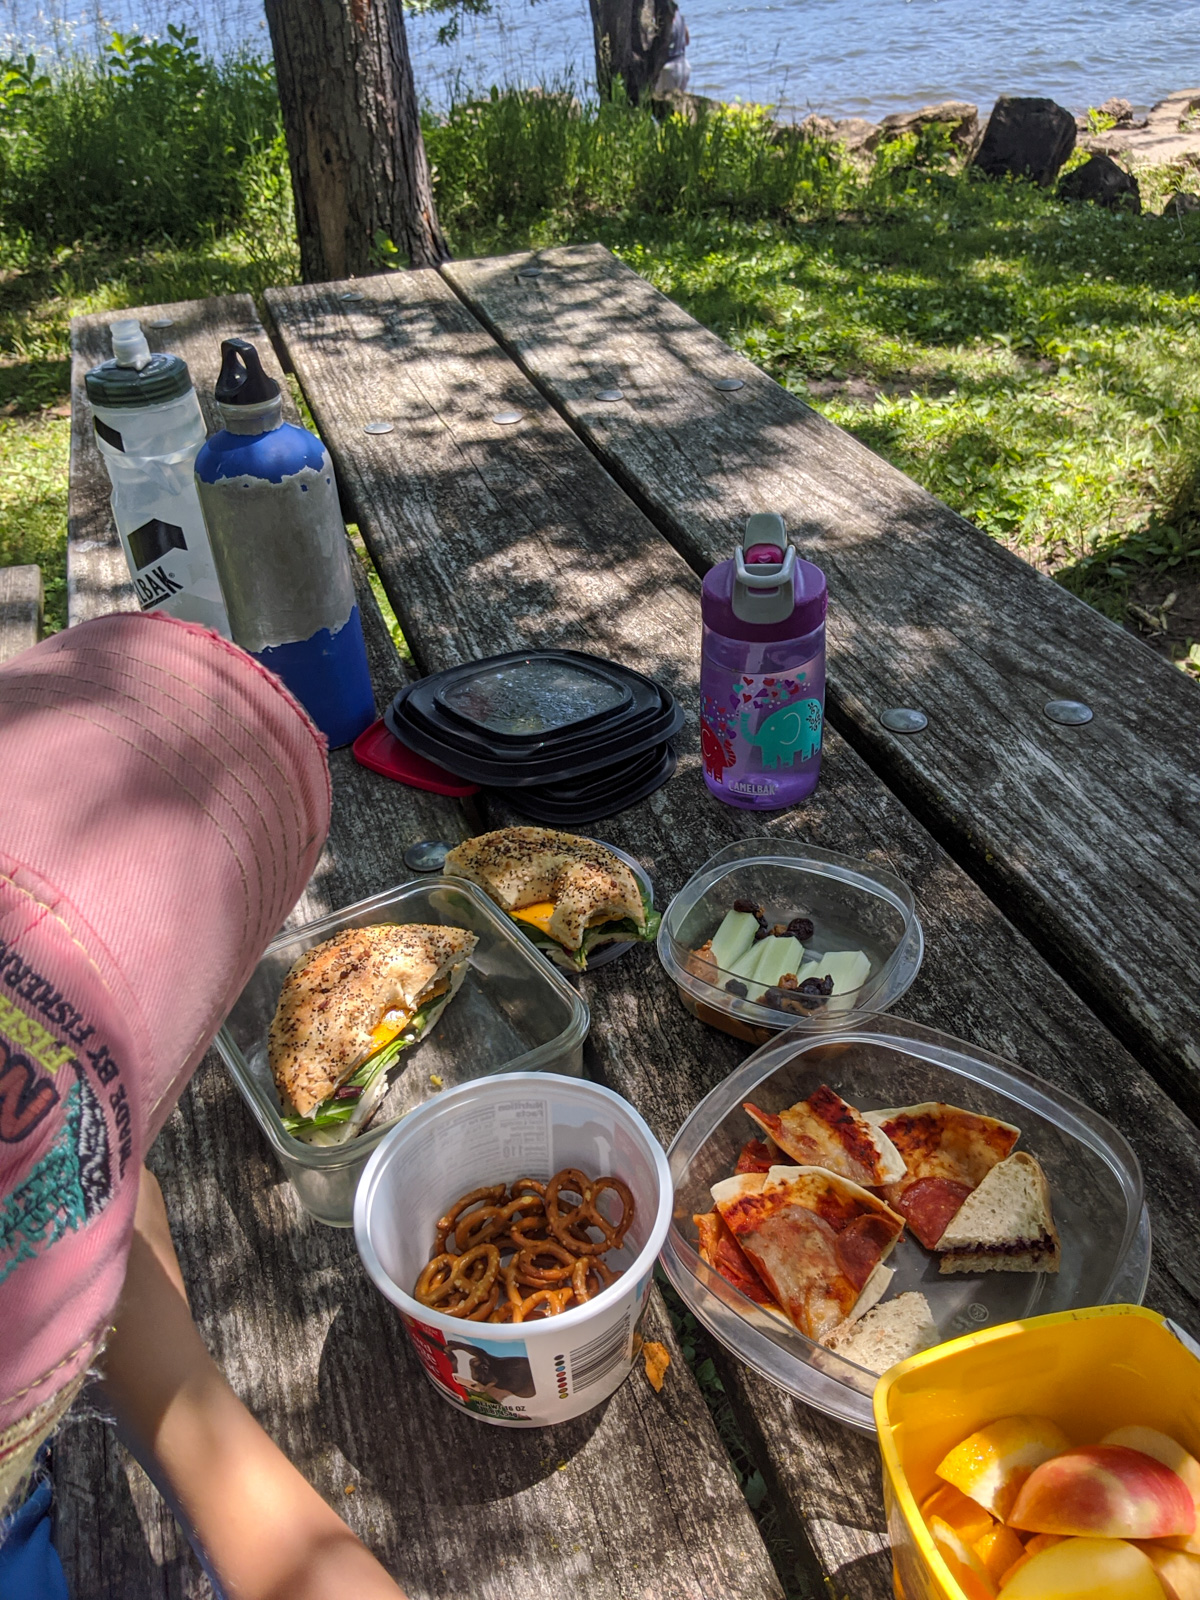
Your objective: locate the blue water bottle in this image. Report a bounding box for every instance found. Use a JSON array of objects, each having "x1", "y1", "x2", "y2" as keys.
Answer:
[{"x1": 194, "y1": 339, "x2": 374, "y2": 748}]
